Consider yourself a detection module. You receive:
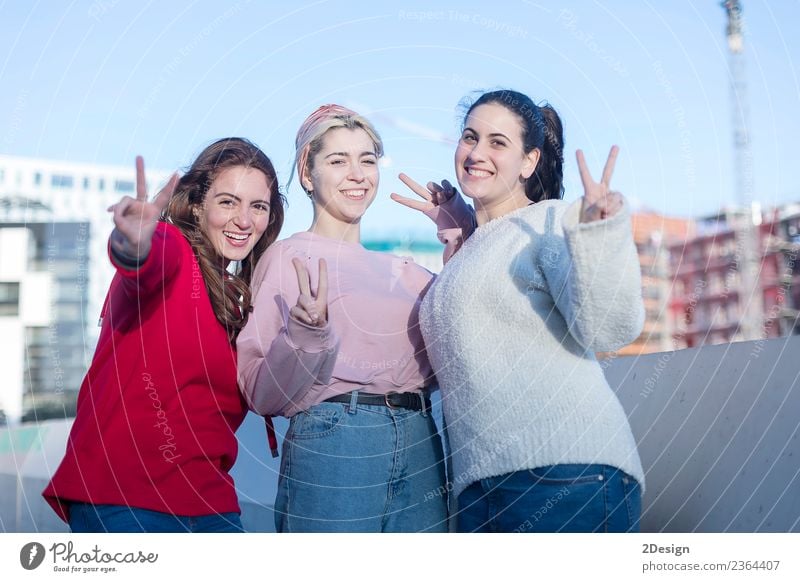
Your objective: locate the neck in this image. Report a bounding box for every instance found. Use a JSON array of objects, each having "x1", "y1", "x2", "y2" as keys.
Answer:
[
  {"x1": 473, "y1": 190, "x2": 531, "y2": 226},
  {"x1": 309, "y1": 213, "x2": 362, "y2": 244}
]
